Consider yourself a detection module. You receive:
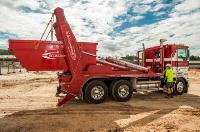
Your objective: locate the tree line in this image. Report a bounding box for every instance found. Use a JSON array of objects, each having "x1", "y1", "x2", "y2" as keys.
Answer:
[
  {"x1": 0, "y1": 49, "x2": 200, "y2": 61},
  {"x1": 0, "y1": 49, "x2": 12, "y2": 55}
]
